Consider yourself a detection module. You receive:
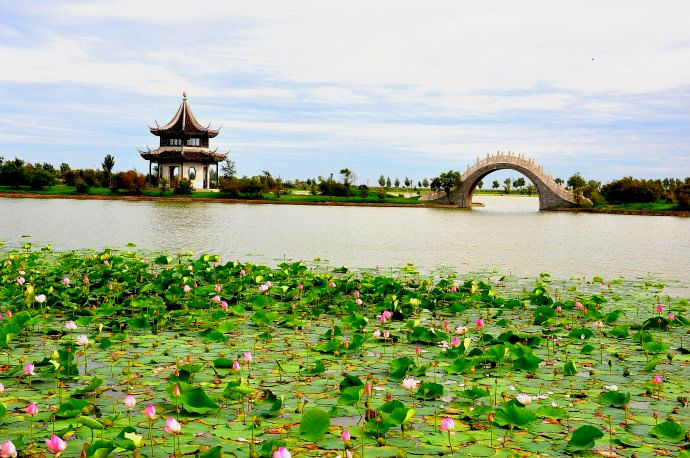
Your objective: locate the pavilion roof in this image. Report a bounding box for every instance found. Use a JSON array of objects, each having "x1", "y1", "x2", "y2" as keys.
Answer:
[
  {"x1": 139, "y1": 146, "x2": 227, "y2": 163},
  {"x1": 149, "y1": 93, "x2": 219, "y2": 138}
]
